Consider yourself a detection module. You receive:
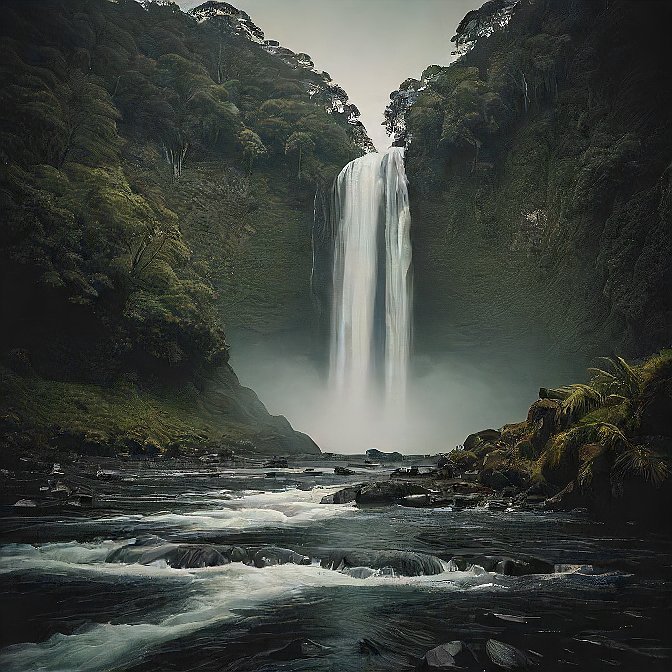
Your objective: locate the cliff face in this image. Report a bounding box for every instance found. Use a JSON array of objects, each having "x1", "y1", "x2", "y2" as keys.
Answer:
[
  {"x1": 0, "y1": 0, "x2": 370, "y2": 455},
  {"x1": 397, "y1": 0, "x2": 672, "y2": 380}
]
